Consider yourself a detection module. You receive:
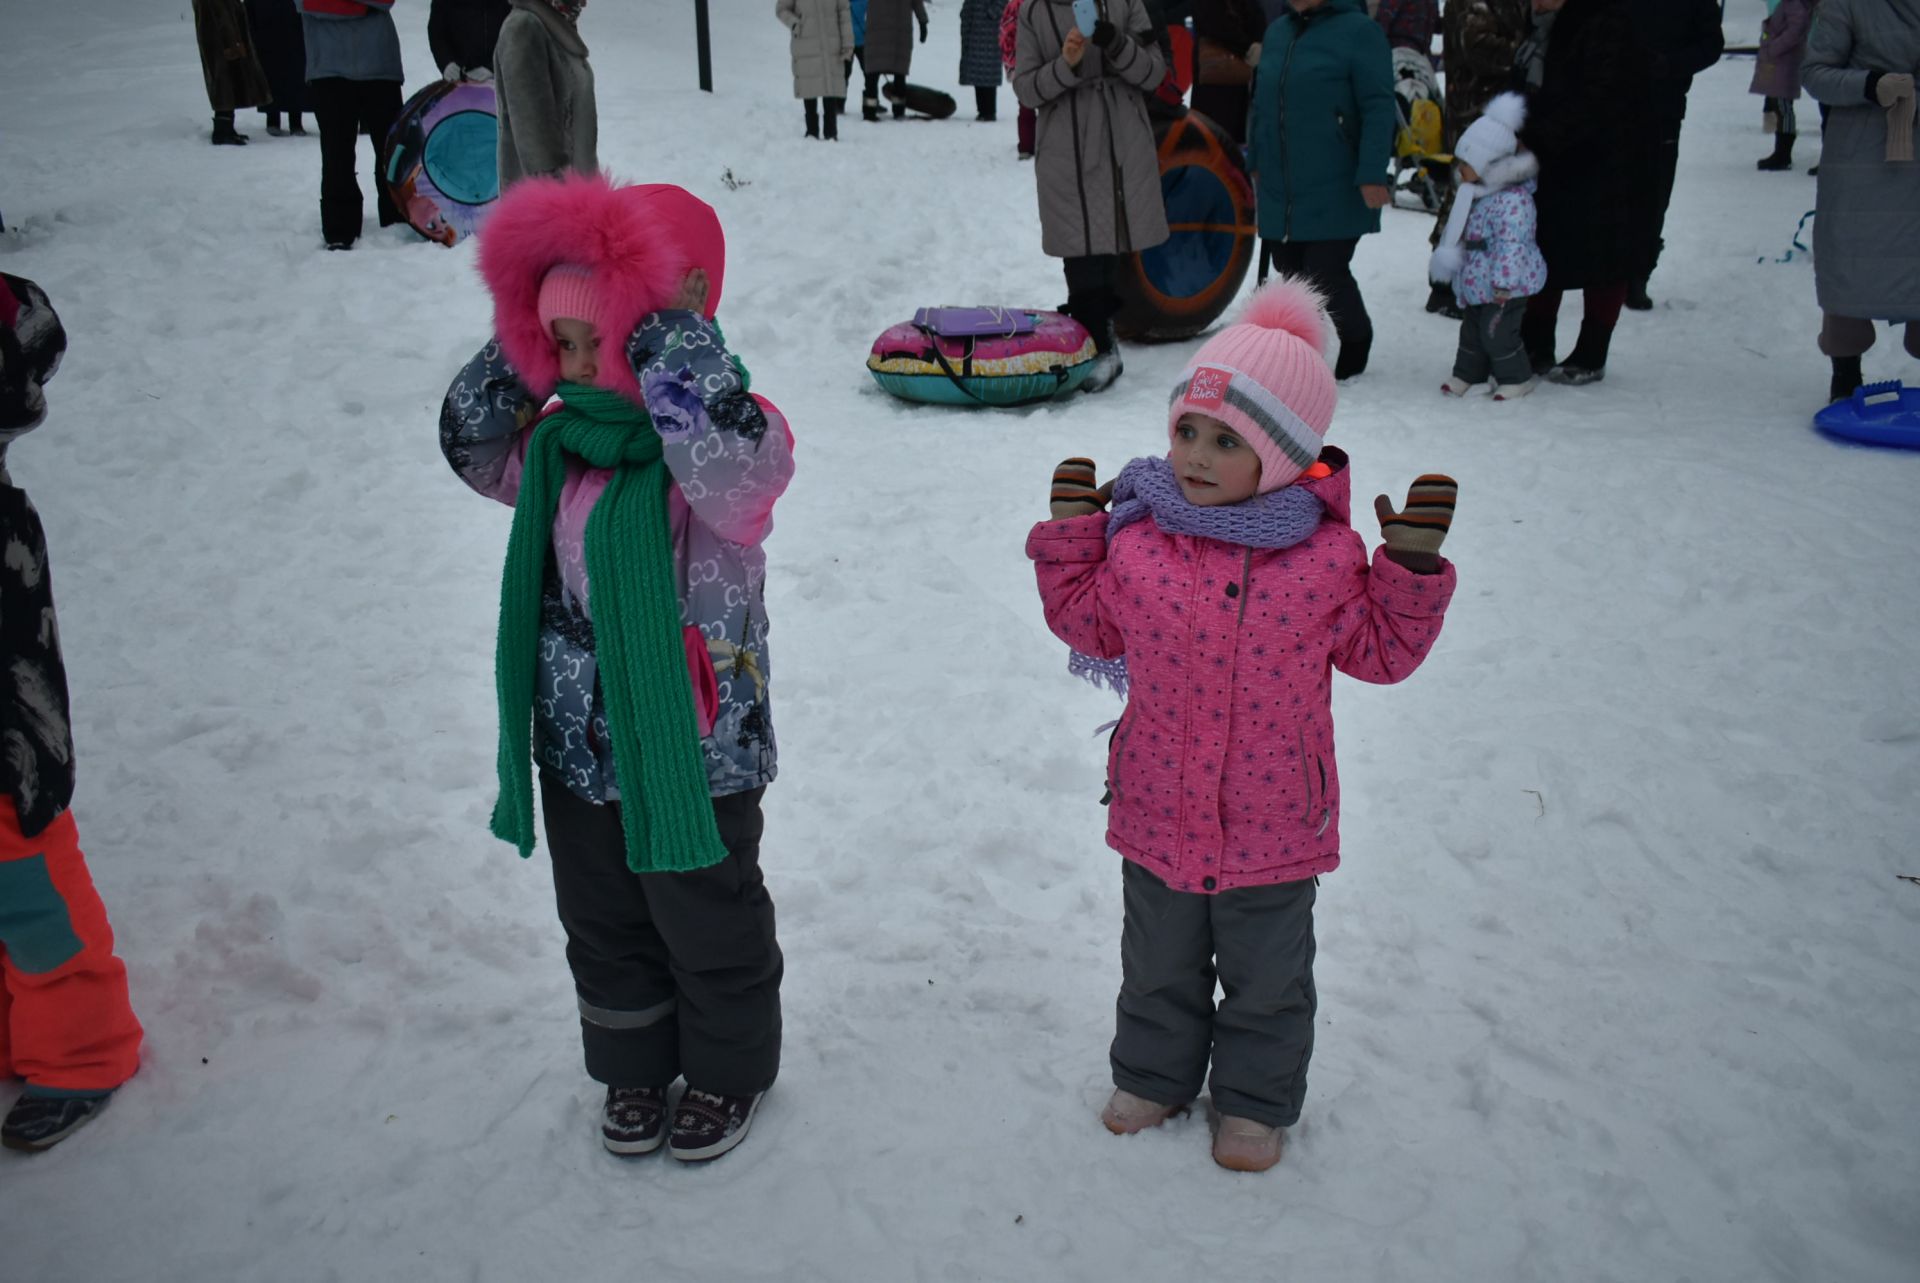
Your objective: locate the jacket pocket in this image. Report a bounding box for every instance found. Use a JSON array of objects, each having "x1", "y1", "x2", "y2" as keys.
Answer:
[
  {"x1": 1106, "y1": 710, "x2": 1137, "y2": 803},
  {"x1": 684, "y1": 625, "x2": 719, "y2": 738}
]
